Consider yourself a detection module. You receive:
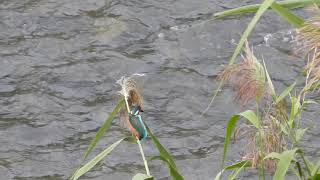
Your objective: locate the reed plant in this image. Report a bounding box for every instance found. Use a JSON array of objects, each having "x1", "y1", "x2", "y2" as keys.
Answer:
[
  {"x1": 70, "y1": 75, "x2": 183, "y2": 180},
  {"x1": 216, "y1": 15, "x2": 320, "y2": 179}
]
